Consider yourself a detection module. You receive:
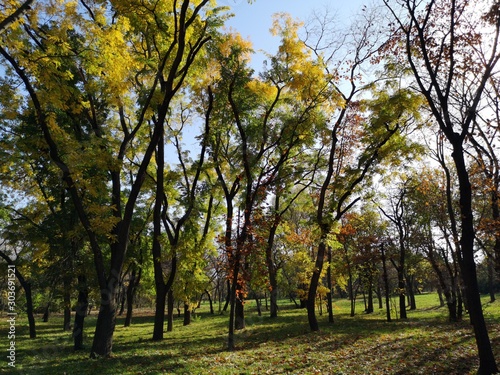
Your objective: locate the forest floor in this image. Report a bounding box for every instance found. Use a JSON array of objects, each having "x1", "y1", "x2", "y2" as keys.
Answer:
[{"x1": 1, "y1": 293, "x2": 499, "y2": 374}]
